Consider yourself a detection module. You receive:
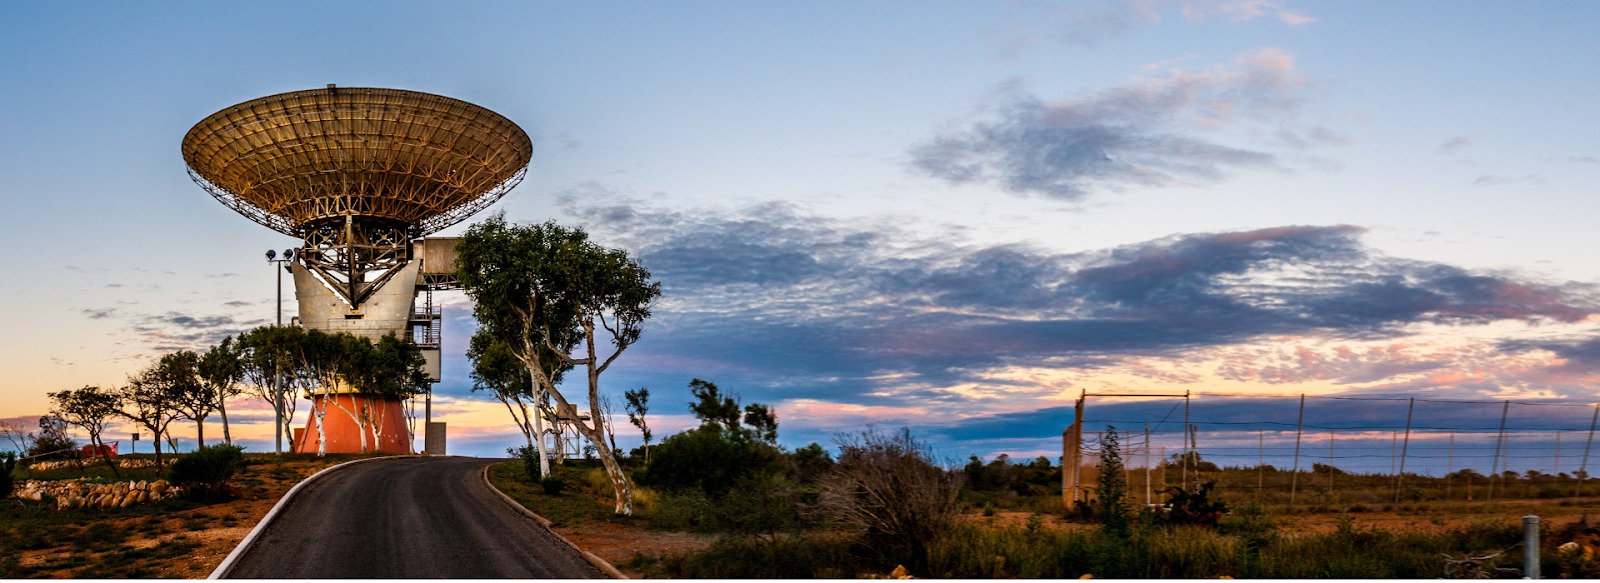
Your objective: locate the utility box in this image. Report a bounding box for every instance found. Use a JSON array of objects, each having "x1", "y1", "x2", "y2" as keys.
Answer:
[{"x1": 425, "y1": 422, "x2": 447, "y2": 455}]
